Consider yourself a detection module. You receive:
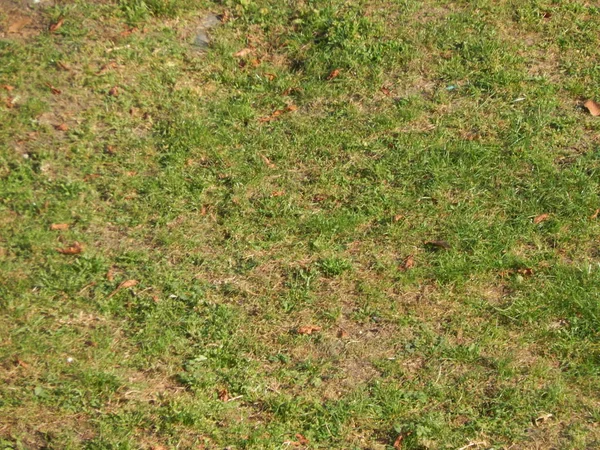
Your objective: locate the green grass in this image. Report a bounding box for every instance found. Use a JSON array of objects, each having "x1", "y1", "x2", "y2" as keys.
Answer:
[{"x1": 1, "y1": 0, "x2": 600, "y2": 448}]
